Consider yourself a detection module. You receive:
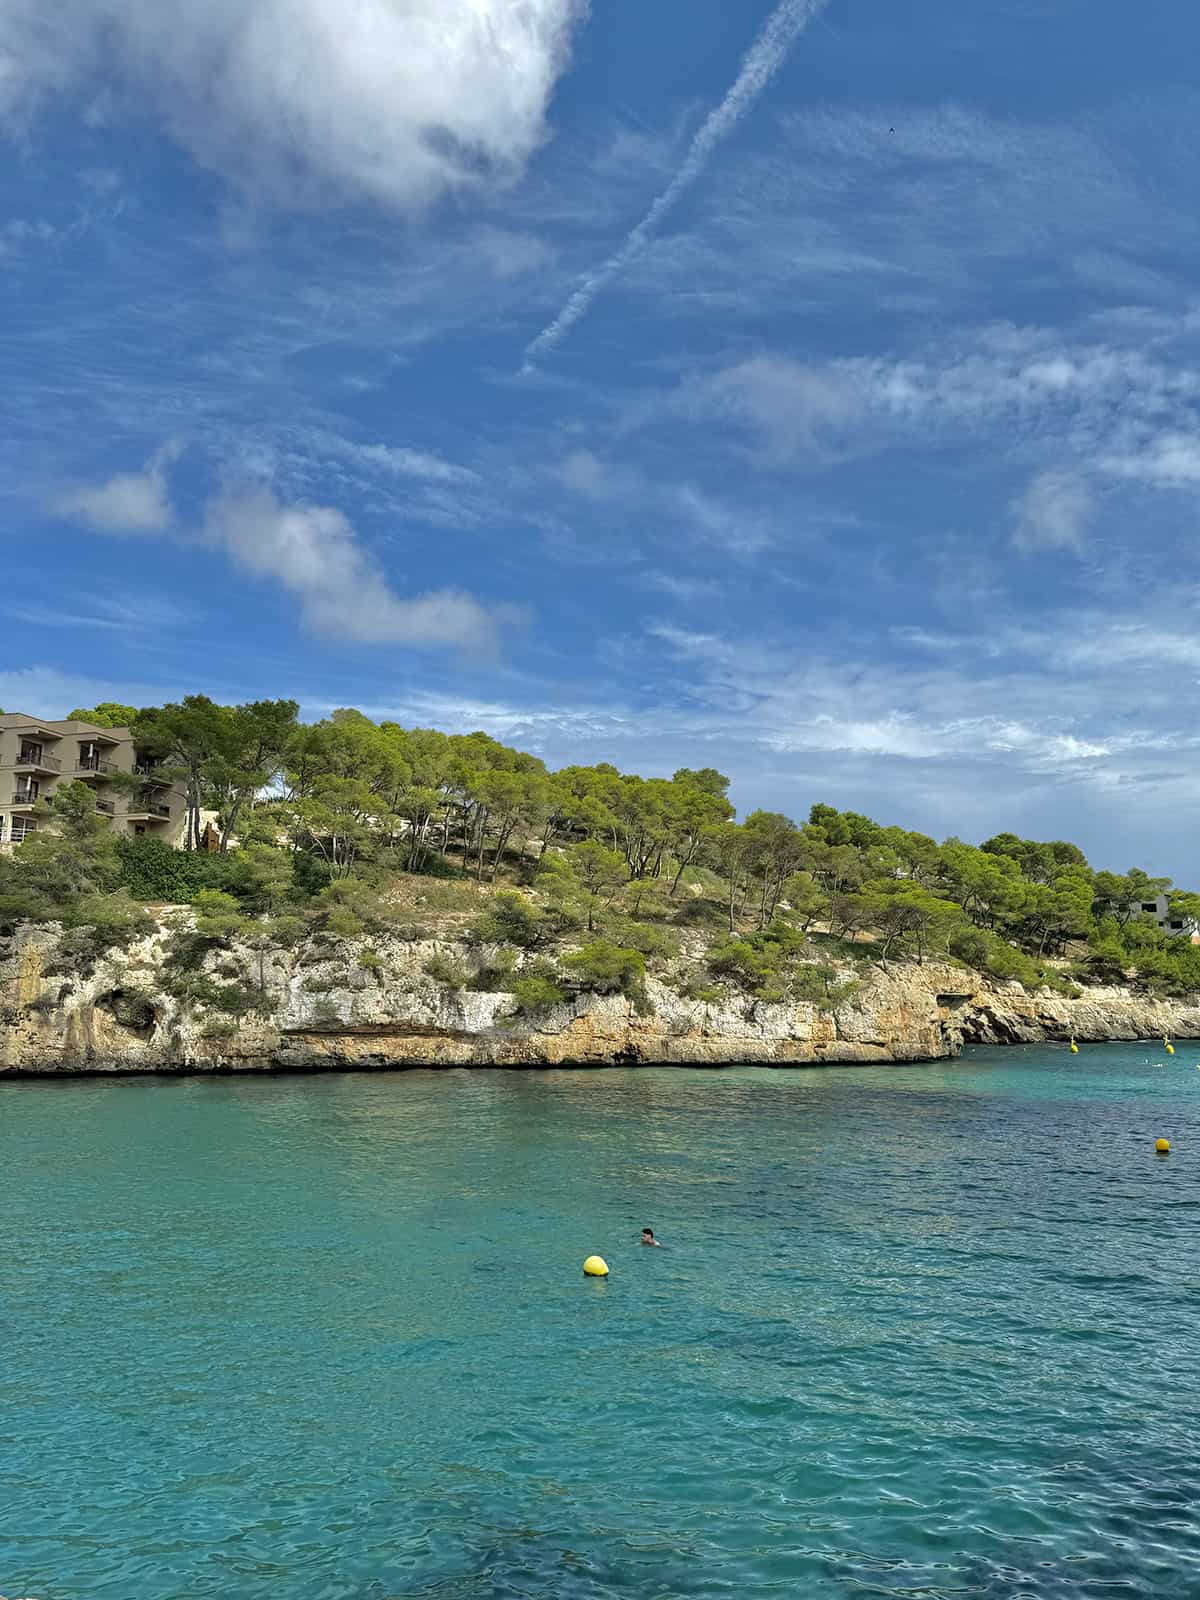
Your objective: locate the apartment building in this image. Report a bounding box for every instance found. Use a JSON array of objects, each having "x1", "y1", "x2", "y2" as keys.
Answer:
[
  {"x1": 0, "y1": 712, "x2": 187, "y2": 848},
  {"x1": 1127, "y1": 891, "x2": 1200, "y2": 942}
]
